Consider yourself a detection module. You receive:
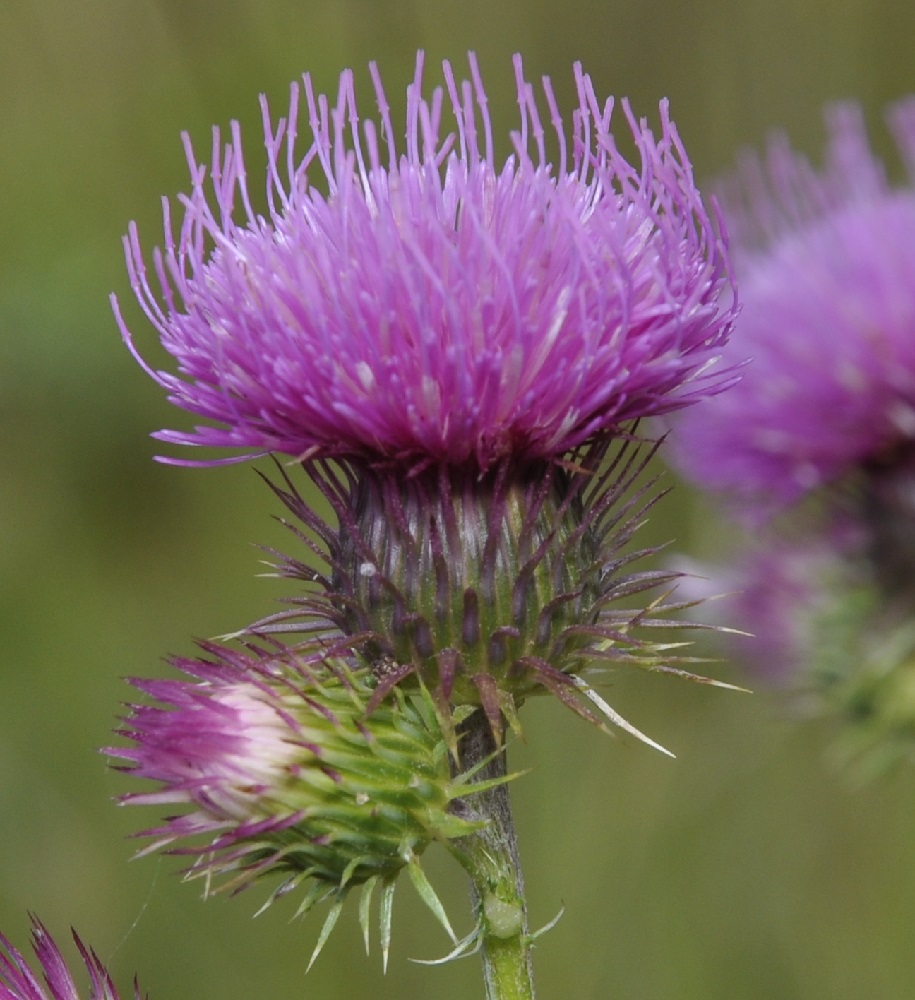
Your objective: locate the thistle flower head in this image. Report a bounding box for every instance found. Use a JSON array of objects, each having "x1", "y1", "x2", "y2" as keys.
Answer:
[
  {"x1": 0, "y1": 918, "x2": 142, "y2": 1000},
  {"x1": 108, "y1": 642, "x2": 491, "y2": 964},
  {"x1": 114, "y1": 52, "x2": 736, "y2": 472},
  {"x1": 670, "y1": 98, "x2": 915, "y2": 517}
]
